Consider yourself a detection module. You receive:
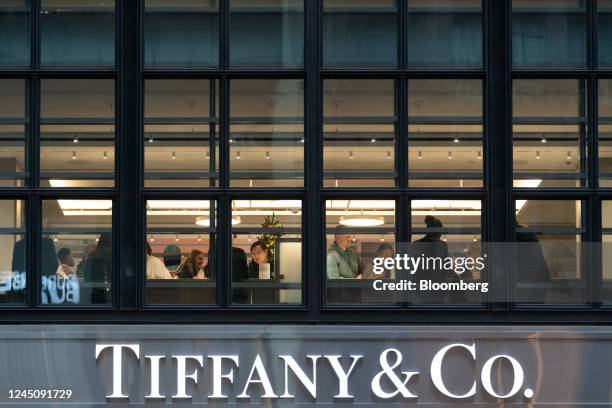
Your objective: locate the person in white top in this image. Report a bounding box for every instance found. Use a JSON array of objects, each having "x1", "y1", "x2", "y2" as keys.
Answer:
[
  {"x1": 146, "y1": 242, "x2": 173, "y2": 279},
  {"x1": 56, "y1": 247, "x2": 76, "y2": 278}
]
